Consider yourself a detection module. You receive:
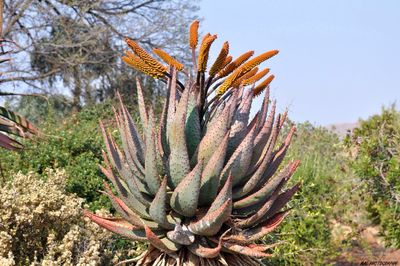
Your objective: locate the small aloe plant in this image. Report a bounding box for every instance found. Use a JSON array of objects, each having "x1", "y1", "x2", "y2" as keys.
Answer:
[
  {"x1": 0, "y1": 39, "x2": 39, "y2": 150},
  {"x1": 0, "y1": 106, "x2": 38, "y2": 150},
  {"x1": 85, "y1": 20, "x2": 300, "y2": 266}
]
